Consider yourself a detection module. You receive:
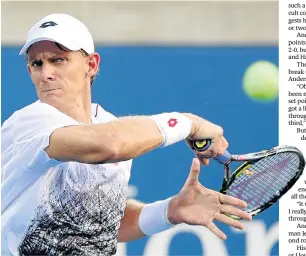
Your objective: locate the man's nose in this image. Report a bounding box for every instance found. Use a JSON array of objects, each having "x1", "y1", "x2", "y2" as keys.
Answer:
[{"x1": 41, "y1": 63, "x2": 56, "y2": 82}]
